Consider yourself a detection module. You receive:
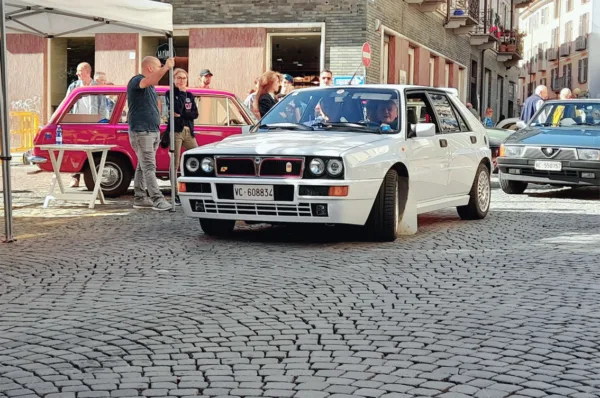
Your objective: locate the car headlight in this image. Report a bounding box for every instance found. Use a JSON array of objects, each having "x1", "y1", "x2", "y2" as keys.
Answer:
[
  {"x1": 577, "y1": 149, "x2": 600, "y2": 161},
  {"x1": 185, "y1": 157, "x2": 200, "y2": 172},
  {"x1": 327, "y1": 159, "x2": 344, "y2": 176},
  {"x1": 201, "y1": 157, "x2": 214, "y2": 173},
  {"x1": 502, "y1": 145, "x2": 525, "y2": 157},
  {"x1": 309, "y1": 158, "x2": 325, "y2": 175}
]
